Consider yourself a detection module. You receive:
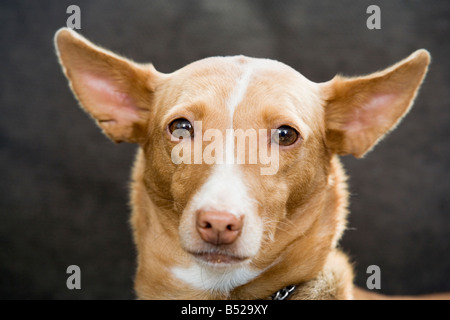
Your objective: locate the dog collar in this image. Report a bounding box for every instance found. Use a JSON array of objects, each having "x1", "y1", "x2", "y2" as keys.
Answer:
[{"x1": 271, "y1": 285, "x2": 296, "y2": 300}]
